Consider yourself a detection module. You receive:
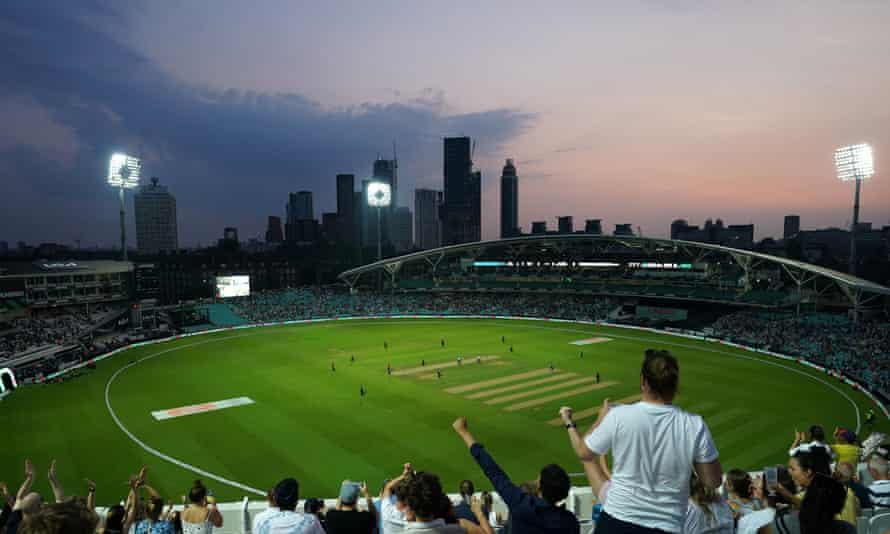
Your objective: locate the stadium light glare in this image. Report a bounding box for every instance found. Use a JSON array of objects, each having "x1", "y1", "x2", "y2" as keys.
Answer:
[
  {"x1": 107, "y1": 153, "x2": 142, "y2": 189},
  {"x1": 834, "y1": 143, "x2": 876, "y2": 281},
  {"x1": 367, "y1": 181, "x2": 392, "y2": 208}
]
